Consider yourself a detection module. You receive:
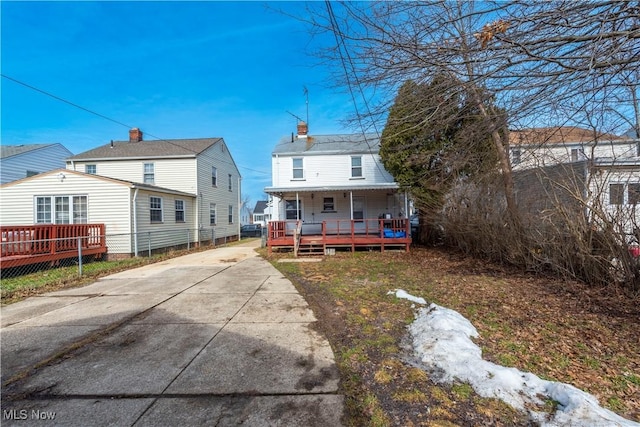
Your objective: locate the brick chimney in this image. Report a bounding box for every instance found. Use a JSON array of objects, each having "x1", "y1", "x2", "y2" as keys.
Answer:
[
  {"x1": 297, "y1": 121, "x2": 308, "y2": 139},
  {"x1": 129, "y1": 128, "x2": 143, "y2": 142}
]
